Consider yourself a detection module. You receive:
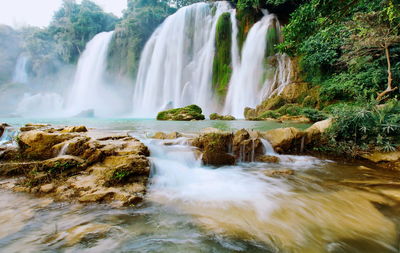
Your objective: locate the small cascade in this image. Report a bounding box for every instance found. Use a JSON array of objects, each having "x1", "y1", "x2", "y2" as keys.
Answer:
[
  {"x1": 66, "y1": 31, "x2": 114, "y2": 116},
  {"x1": 132, "y1": 2, "x2": 232, "y2": 117},
  {"x1": 57, "y1": 142, "x2": 69, "y2": 157},
  {"x1": 0, "y1": 127, "x2": 18, "y2": 146},
  {"x1": 12, "y1": 54, "x2": 29, "y2": 84},
  {"x1": 261, "y1": 138, "x2": 276, "y2": 155},
  {"x1": 223, "y1": 12, "x2": 291, "y2": 118},
  {"x1": 16, "y1": 93, "x2": 64, "y2": 118}
]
